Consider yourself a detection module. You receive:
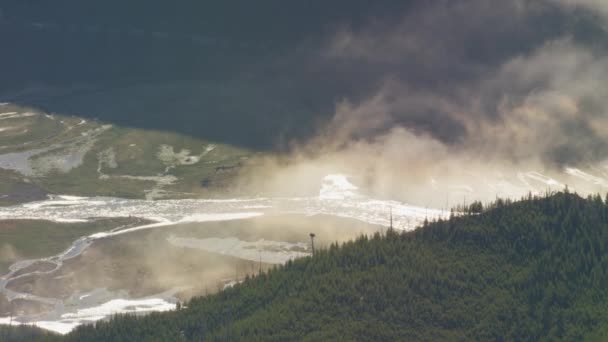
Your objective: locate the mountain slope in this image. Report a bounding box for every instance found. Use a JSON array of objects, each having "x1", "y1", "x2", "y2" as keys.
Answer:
[
  {"x1": 7, "y1": 192, "x2": 608, "y2": 341},
  {"x1": 0, "y1": 103, "x2": 255, "y2": 205}
]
